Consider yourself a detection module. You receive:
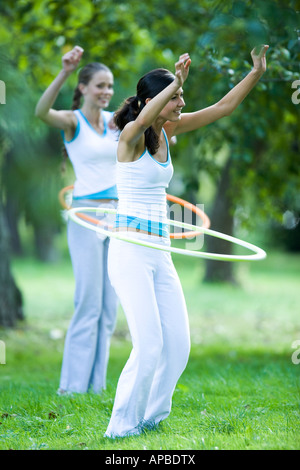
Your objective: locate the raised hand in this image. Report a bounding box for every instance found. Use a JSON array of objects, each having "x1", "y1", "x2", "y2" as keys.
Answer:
[
  {"x1": 175, "y1": 53, "x2": 191, "y2": 87},
  {"x1": 251, "y1": 44, "x2": 269, "y2": 74},
  {"x1": 62, "y1": 45, "x2": 84, "y2": 73}
]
